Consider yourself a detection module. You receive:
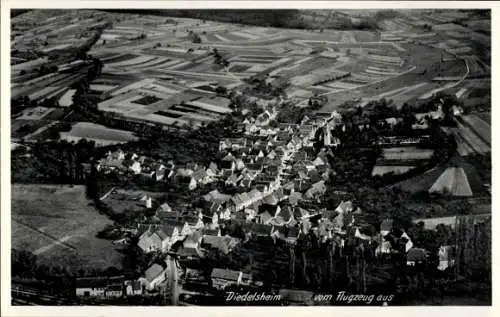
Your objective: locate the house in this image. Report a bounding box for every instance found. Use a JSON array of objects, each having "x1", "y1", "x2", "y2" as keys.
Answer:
[
  {"x1": 130, "y1": 161, "x2": 142, "y2": 174},
  {"x1": 211, "y1": 268, "x2": 250, "y2": 290},
  {"x1": 184, "y1": 231, "x2": 203, "y2": 249},
  {"x1": 204, "y1": 189, "x2": 232, "y2": 205},
  {"x1": 239, "y1": 174, "x2": 253, "y2": 188},
  {"x1": 256, "y1": 110, "x2": 276, "y2": 126},
  {"x1": 375, "y1": 233, "x2": 393, "y2": 256},
  {"x1": 406, "y1": 248, "x2": 428, "y2": 266},
  {"x1": 185, "y1": 268, "x2": 203, "y2": 281},
  {"x1": 219, "y1": 208, "x2": 232, "y2": 221},
  {"x1": 384, "y1": 117, "x2": 403, "y2": 127},
  {"x1": 235, "y1": 158, "x2": 245, "y2": 171},
  {"x1": 401, "y1": 231, "x2": 414, "y2": 252},
  {"x1": 178, "y1": 231, "x2": 204, "y2": 260},
  {"x1": 335, "y1": 201, "x2": 354, "y2": 214},
  {"x1": 272, "y1": 206, "x2": 294, "y2": 225},
  {"x1": 244, "y1": 206, "x2": 258, "y2": 221},
  {"x1": 175, "y1": 167, "x2": 194, "y2": 178},
  {"x1": 380, "y1": 219, "x2": 393, "y2": 237},
  {"x1": 206, "y1": 162, "x2": 219, "y2": 176},
  {"x1": 221, "y1": 153, "x2": 236, "y2": 171},
  {"x1": 188, "y1": 177, "x2": 198, "y2": 191},
  {"x1": 142, "y1": 263, "x2": 167, "y2": 291},
  {"x1": 354, "y1": 227, "x2": 372, "y2": 241},
  {"x1": 137, "y1": 228, "x2": 163, "y2": 253},
  {"x1": 452, "y1": 105, "x2": 464, "y2": 116},
  {"x1": 145, "y1": 196, "x2": 152, "y2": 209},
  {"x1": 312, "y1": 156, "x2": 326, "y2": 167},
  {"x1": 125, "y1": 280, "x2": 143, "y2": 296},
  {"x1": 225, "y1": 173, "x2": 242, "y2": 187},
  {"x1": 257, "y1": 204, "x2": 281, "y2": 224},
  {"x1": 105, "y1": 283, "x2": 123, "y2": 298},
  {"x1": 246, "y1": 163, "x2": 264, "y2": 173},
  {"x1": 317, "y1": 220, "x2": 334, "y2": 242},
  {"x1": 191, "y1": 167, "x2": 207, "y2": 184},
  {"x1": 262, "y1": 192, "x2": 280, "y2": 206},
  {"x1": 244, "y1": 223, "x2": 274, "y2": 238},
  {"x1": 230, "y1": 192, "x2": 256, "y2": 211},
  {"x1": 271, "y1": 225, "x2": 301, "y2": 244},
  {"x1": 304, "y1": 180, "x2": 326, "y2": 199},
  {"x1": 157, "y1": 202, "x2": 173, "y2": 213},
  {"x1": 204, "y1": 210, "x2": 219, "y2": 227},
  {"x1": 202, "y1": 235, "x2": 241, "y2": 254},
  {"x1": 159, "y1": 224, "x2": 182, "y2": 251},
  {"x1": 438, "y1": 245, "x2": 456, "y2": 271},
  {"x1": 415, "y1": 104, "x2": 444, "y2": 121},
  {"x1": 293, "y1": 207, "x2": 310, "y2": 221}
]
